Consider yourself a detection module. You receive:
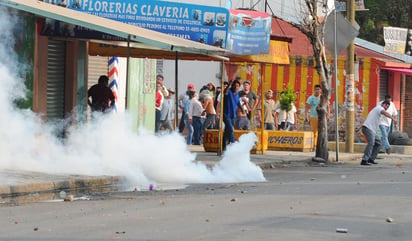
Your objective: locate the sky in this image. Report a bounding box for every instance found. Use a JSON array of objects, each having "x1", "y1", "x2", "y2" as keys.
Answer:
[{"x1": 0, "y1": 6, "x2": 266, "y2": 190}]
